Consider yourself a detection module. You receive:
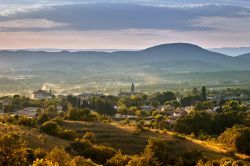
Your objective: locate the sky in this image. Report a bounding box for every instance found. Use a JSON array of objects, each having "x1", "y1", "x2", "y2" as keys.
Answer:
[{"x1": 0, "y1": 0, "x2": 250, "y2": 49}]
